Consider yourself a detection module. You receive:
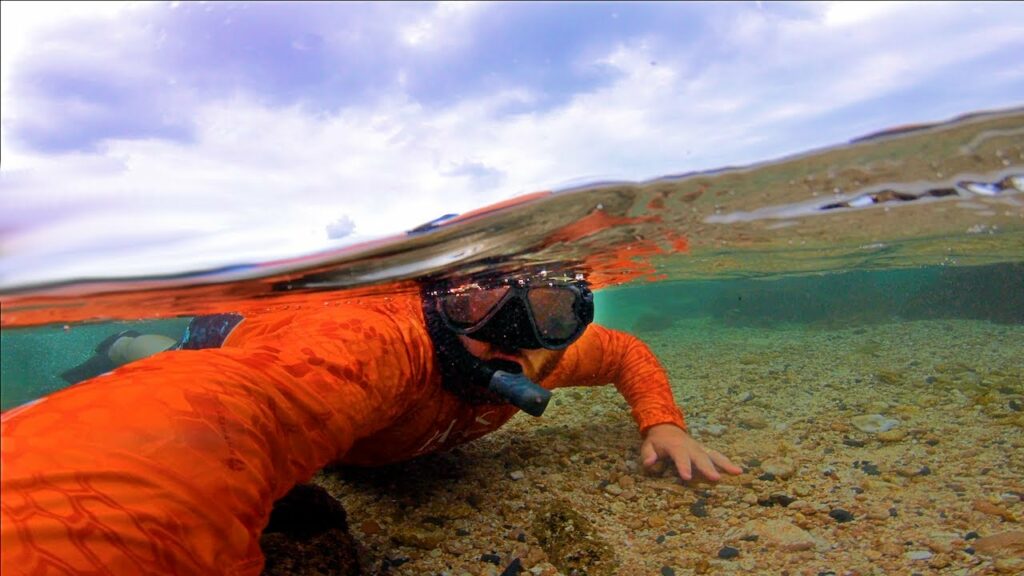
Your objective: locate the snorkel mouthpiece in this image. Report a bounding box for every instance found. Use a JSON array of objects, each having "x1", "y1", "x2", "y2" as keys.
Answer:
[{"x1": 488, "y1": 370, "x2": 552, "y2": 417}]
